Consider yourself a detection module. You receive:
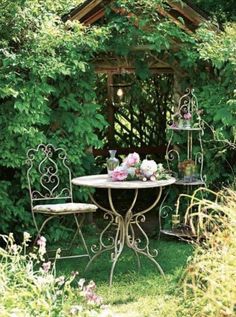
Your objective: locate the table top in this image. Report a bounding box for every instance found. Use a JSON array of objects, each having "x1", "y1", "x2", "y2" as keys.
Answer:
[{"x1": 72, "y1": 174, "x2": 176, "y2": 189}]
